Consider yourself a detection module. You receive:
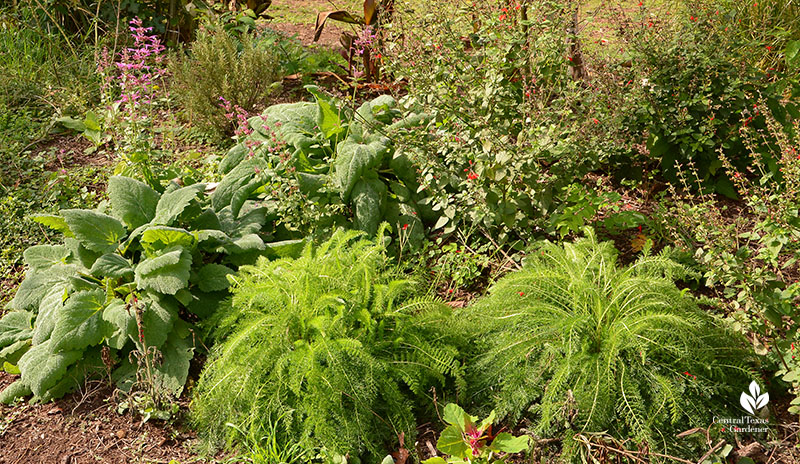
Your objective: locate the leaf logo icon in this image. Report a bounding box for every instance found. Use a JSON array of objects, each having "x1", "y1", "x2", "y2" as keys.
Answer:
[{"x1": 740, "y1": 381, "x2": 769, "y2": 415}]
